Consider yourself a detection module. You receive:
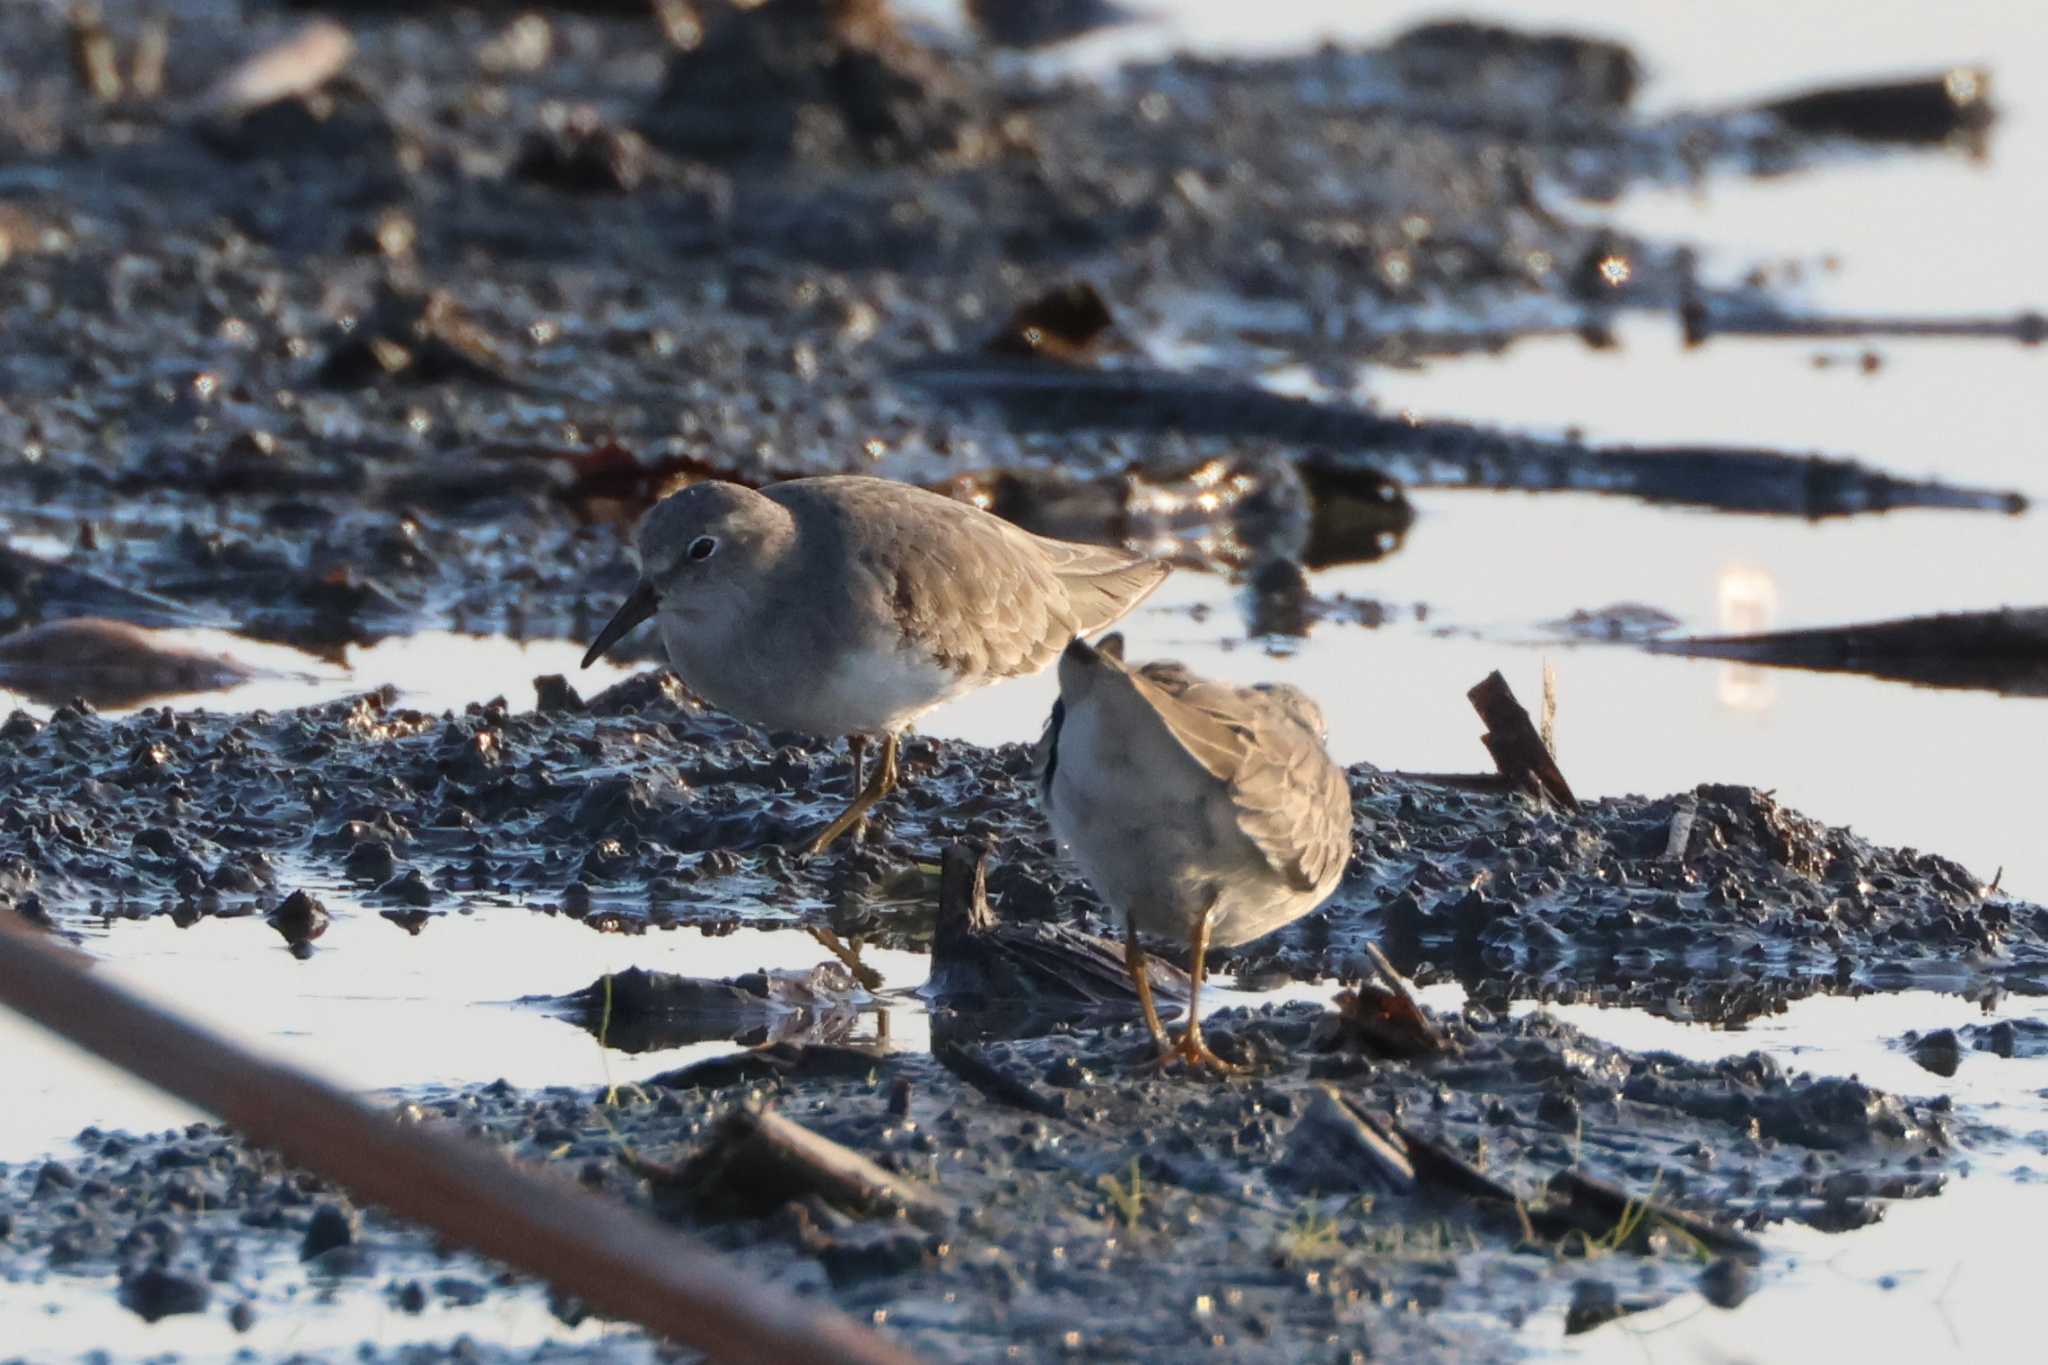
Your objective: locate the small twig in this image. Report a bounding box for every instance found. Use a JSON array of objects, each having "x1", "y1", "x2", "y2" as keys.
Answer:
[
  {"x1": 1663, "y1": 799, "x2": 1697, "y2": 861},
  {"x1": 1540, "y1": 659, "x2": 1559, "y2": 758},
  {"x1": 1363, "y1": 943, "x2": 1445, "y2": 1052}
]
